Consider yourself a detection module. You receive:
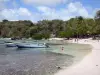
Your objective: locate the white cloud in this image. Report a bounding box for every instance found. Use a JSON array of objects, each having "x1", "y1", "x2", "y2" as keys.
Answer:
[
  {"x1": 18, "y1": 8, "x2": 31, "y2": 16},
  {"x1": 37, "y1": 6, "x2": 59, "y2": 20},
  {"x1": 0, "y1": 1, "x2": 96, "y2": 22},
  {"x1": 68, "y1": 3, "x2": 77, "y2": 12},
  {"x1": 0, "y1": 7, "x2": 38, "y2": 22},
  {"x1": 67, "y1": 2, "x2": 89, "y2": 17},
  {"x1": 36, "y1": 2, "x2": 91, "y2": 21},
  {"x1": 78, "y1": 8, "x2": 88, "y2": 17},
  {"x1": 22, "y1": 0, "x2": 70, "y2": 6},
  {"x1": 1, "y1": 8, "x2": 31, "y2": 18}
]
